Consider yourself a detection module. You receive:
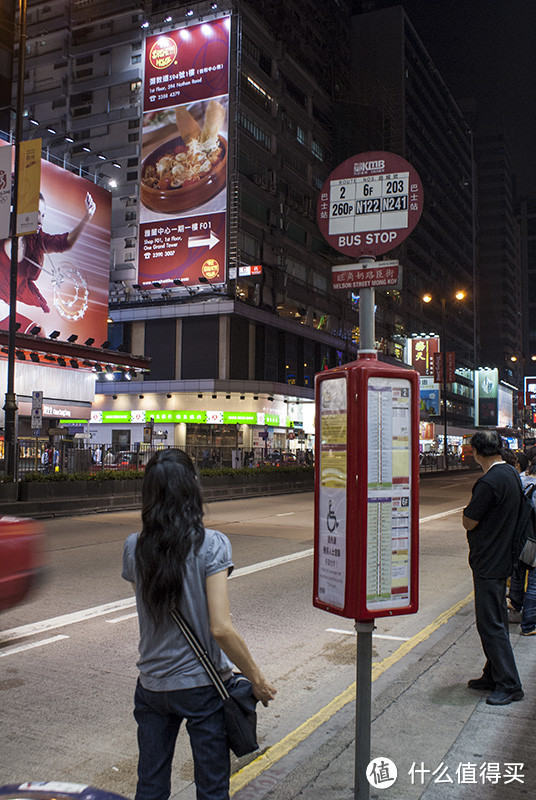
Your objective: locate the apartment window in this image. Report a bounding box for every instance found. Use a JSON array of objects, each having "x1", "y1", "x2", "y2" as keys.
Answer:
[
  {"x1": 281, "y1": 74, "x2": 306, "y2": 108},
  {"x1": 128, "y1": 132, "x2": 139, "y2": 142},
  {"x1": 238, "y1": 111, "x2": 271, "y2": 150},
  {"x1": 127, "y1": 171, "x2": 138, "y2": 182},
  {"x1": 296, "y1": 125, "x2": 307, "y2": 146},
  {"x1": 311, "y1": 139, "x2": 324, "y2": 161},
  {"x1": 130, "y1": 80, "x2": 142, "y2": 91},
  {"x1": 131, "y1": 55, "x2": 141, "y2": 65},
  {"x1": 124, "y1": 252, "x2": 135, "y2": 262},
  {"x1": 241, "y1": 193, "x2": 270, "y2": 223},
  {"x1": 75, "y1": 55, "x2": 93, "y2": 66},
  {"x1": 128, "y1": 119, "x2": 139, "y2": 129},
  {"x1": 125, "y1": 211, "x2": 137, "y2": 221},
  {"x1": 125, "y1": 238, "x2": 136, "y2": 248},
  {"x1": 285, "y1": 220, "x2": 307, "y2": 246},
  {"x1": 71, "y1": 106, "x2": 91, "y2": 118},
  {"x1": 75, "y1": 68, "x2": 93, "y2": 78},
  {"x1": 127, "y1": 157, "x2": 139, "y2": 167}
]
